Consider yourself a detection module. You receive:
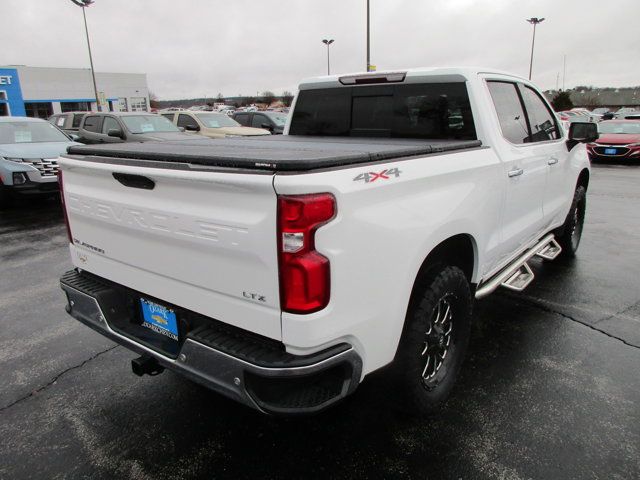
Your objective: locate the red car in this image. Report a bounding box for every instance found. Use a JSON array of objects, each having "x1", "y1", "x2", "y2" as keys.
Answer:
[{"x1": 587, "y1": 120, "x2": 640, "y2": 161}]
